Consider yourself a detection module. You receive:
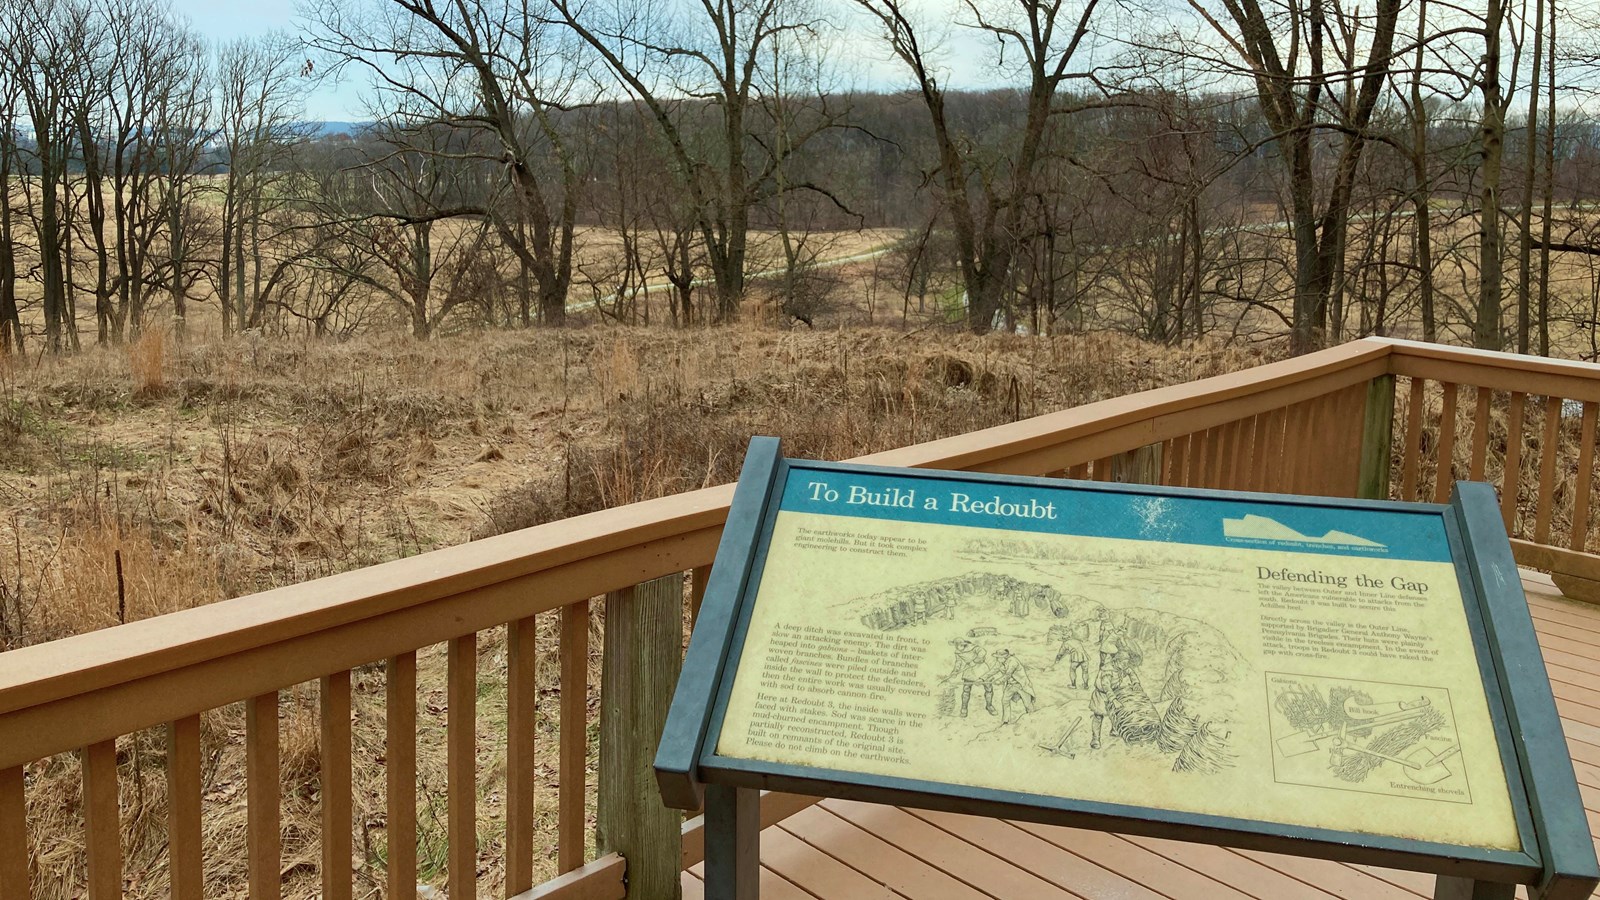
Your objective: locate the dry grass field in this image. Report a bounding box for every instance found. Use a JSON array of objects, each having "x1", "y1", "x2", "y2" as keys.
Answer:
[{"x1": 0, "y1": 322, "x2": 1280, "y2": 898}]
